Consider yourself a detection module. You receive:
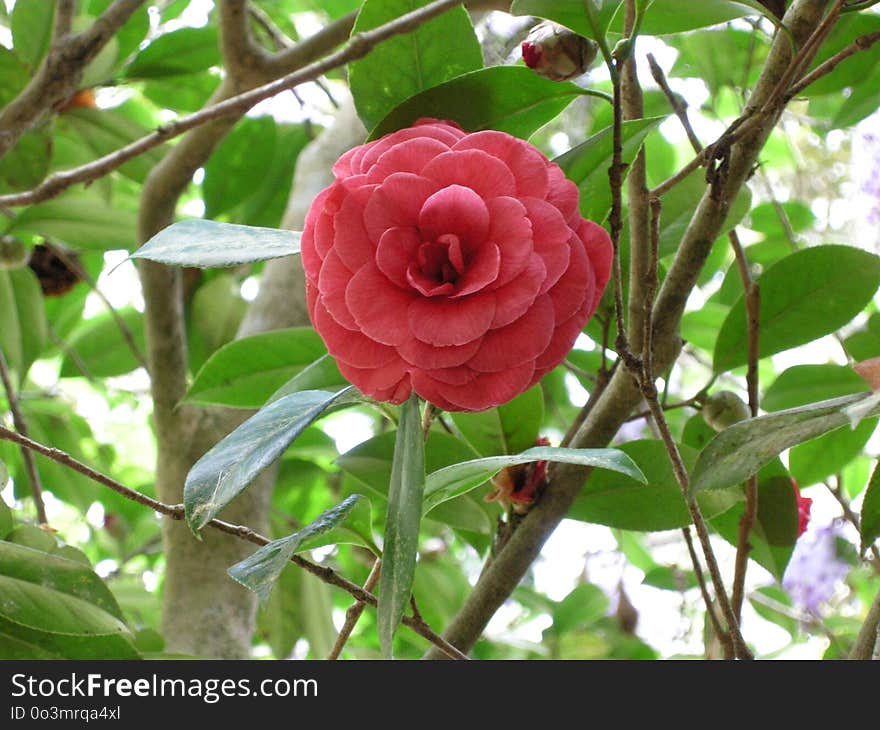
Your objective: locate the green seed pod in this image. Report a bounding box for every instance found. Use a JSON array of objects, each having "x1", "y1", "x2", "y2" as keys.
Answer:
[{"x1": 702, "y1": 391, "x2": 750, "y2": 432}]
